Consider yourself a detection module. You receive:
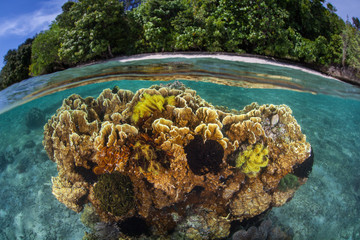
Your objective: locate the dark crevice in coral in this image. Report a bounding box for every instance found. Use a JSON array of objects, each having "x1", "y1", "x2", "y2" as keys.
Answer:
[
  {"x1": 230, "y1": 220, "x2": 243, "y2": 236},
  {"x1": 230, "y1": 209, "x2": 271, "y2": 235},
  {"x1": 136, "y1": 157, "x2": 149, "y2": 171},
  {"x1": 190, "y1": 186, "x2": 205, "y2": 194},
  {"x1": 222, "y1": 124, "x2": 231, "y2": 133},
  {"x1": 184, "y1": 135, "x2": 224, "y2": 175},
  {"x1": 292, "y1": 148, "x2": 314, "y2": 178},
  {"x1": 155, "y1": 149, "x2": 171, "y2": 169},
  {"x1": 118, "y1": 216, "x2": 150, "y2": 237},
  {"x1": 74, "y1": 164, "x2": 98, "y2": 184},
  {"x1": 142, "y1": 178, "x2": 154, "y2": 189},
  {"x1": 112, "y1": 85, "x2": 120, "y2": 93},
  {"x1": 220, "y1": 174, "x2": 234, "y2": 184},
  {"x1": 87, "y1": 109, "x2": 100, "y2": 123},
  {"x1": 77, "y1": 193, "x2": 89, "y2": 207},
  {"x1": 147, "y1": 209, "x2": 177, "y2": 235},
  {"x1": 98, "y1": 108, "x2": 106, "y2": 122},
  {"x1": 226, "y1": 149, "x2": 240, "y2": 167}
]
